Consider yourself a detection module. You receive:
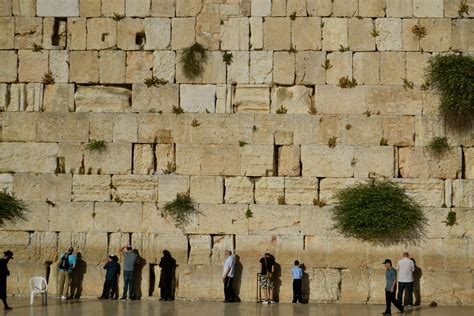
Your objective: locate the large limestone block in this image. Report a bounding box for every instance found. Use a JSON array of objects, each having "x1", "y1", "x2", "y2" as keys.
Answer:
[
  {"x1": 86, "y1": 18, "x2": 117, "y2": 50},
  {"x1": 0, "y1": 51, "x2": 17, "y2": 82},
  {"x1": 50, "y1": 202, "x2": 95, "y2": 232},
  {"x1": 295, "y1": 51, "x2": 325, "y2": 85},
  {"x1": 263, "y1": 17, "x2": 290, "y2": 50},
  {"x1": 43, "y1": 18, "x2": 67, "y2": 48},
  {"x1": 386, "y1": 0, "x2": 412, "y2": 17},
  {"x1": 177, "y1": 265, "x2": 223, "y2": 300},
  {"x1": 249, "y1": 204, "x2": 301, "y2": 235},
  {"x1": 112, "y1": 175, "x2": 159, "y2": 202},
  {"x1": 224, "y1": 177, "x2": 254, "y2": 204},
  {"x1": 37, "y1": 0, "x2": 79, "y2": 16},
  {"x1": 368, "y1": 86, "x2": 422, "y2": 115},
  {"x1": 136, "y1": 233, "x2": 188, "y2": 265},
  {"x1": 274, "y1": 235, "x2": 304, "y2": 267},
  {"x1": 153, "y1": 51, "x2": 175, "y2": 83},
  {"x1": 155, "y1": 143, "x2": 175, "y2": 173},
  {"x1": 190, "y1": 176, "x2": 223, "y2": 204},
  {"x1": 89, "y1": 113, "x2": 113, "y2": 143},
  {"x1": 210, "y1": 235, "x2": 234, "y2": 265},
  {"x1": 358, "y1": 0, "x2": 385, "y2": 16},
  {"x1": 227, "y1": 51, "x2": 250, "y2": 84},
  {"x1": 399, "y1": 147, "x2": 461, "y2": 179},
  {"x1": 57, "y1": 143, "x2": 84, "y2": 174},
  {"x1": 325, "y1": 51, "x2": 352, "y2": 85},
  {"x1": 413, "y1": 0, "x2": 443, "y2": 17},
  {"x1": 465, "y1": 148, "x2": 474, "y2": 180},
  {"x1": 15, "y1": 17, "x2": 42, "y2": 48},
  {"x1": 49, "y1": 50, "x2": 69, "y2": 83},
  {"x1": 380, "y1": 52, "x2": 405, "y2": 85},
  {"x1": 72, "y1": 175, "x2": 111, "y2": 201},
  {"x1": 382, "y1": 115, "x2": 415, "y2": 146},
  {"x1": 284, "y1": 177, "x2": 318, "y2": 205},
  {"x1": 271, "y1": 86, "x2": 312, "y2": 114},
  {"x1": 419, "y1": 19, "x2": 451, "y2": 52},
  {"x1": 452, "y1": 180, "x2": 473, "y2": 208},
  {"x1": 0, "y1": 231, "x2": 30, "y2": 261},
  {"x1": 12, "y1": 0, "x2": 36, "y2": 16},
  {"x1": 176, "y1": 0, "x2": 201, "y2": 16},
  {"x1": 251, "y1": 0, "x2": 271, "y2": 16},
  {"x1": 301, "y1": 145, "x2": 354, "y2": 177},
  {"x1": 403, "y1": 18, "x2": 424, "y2": 51},
  {"x1": 348, "y1": 18, "x2": 375, "y2": 51},
  {"x1": 79, "y1": 0, "x2": 100, "y2": 16},
  {"x1": 113, "y1": 113, "x2": 137, "y2": 143},
  {"x1": 327, "y1": 238, "x2": 368, "y2": 269},
  {"x1": 421, "y1": 271, "x2": 472, "y2": 304},
  {"x1": 278, "y1": 145, "x2": 301, "y2": 176},
  {"x1": 15, "y1": 174, "x2": 71, "y2": 202},
  {"x1": 132, "y1": 144, "x2": 154, "y2": 175},
  {"x1": 144, "y1": 18, "x2": 171, "y2": 50},
  {"x1": 0, "y1": 173, "x2": 13, "y2": 193},
  {"x1": 180, "y1": 84, "x2": 216, "y2": 113},
  {"x1": 332, "y1": 0, "x2": 358, "y2": 16},
  {"x1": 0, "y1": 0, "x2": 11, "y2": 16},
  {"x1": 201, "y1": 144, "x2": 240, "y2": 176},
  {"x1": 75, "y1": 86, "x2": 131, "y2": 112},
  {"x1": 18, "y1": 50, "x2": 48, "y2": 83},
  {"x1": 171, "y1": 17, "x2": 195, "y2": 49},
  {"x1": 303, "y1": 235, "x2": 329, "y2": 267},
  {"x1": 197, "y1": 204, "x2": 248, "y2": 235},
  {"x1": 392, "y1": 178, "x2": 445, "y2": 207},
  {"x1": 94, "y1": 202, "x2": 142, "y2": 232},
  {"x1": 36, "y1": 113, "x2": 89, "y2": 142},
  {"x1": 5, "y1": 201, "x2": 49, "y2": 232},
  {"x1": 69, "y1": 51, "x2": 99, "y2": 83},
  {"x1": 306, "y1": 268, "x2": 340, "y2": 301},
  {"x1": 240, "y1": 144, "x2": 274, "y2": 177},
  {"x1": 0, "y1": 17, "x2": 14, "y2": 49},
  {"x1": 272, "y1": 51, "x2": 294, "y2": 85},
  {"x1": 158, "y1": 175, "x2": 189, "y2": 203},
  {"x1": 414, "y1": 114, "x2": 445, "y2": 147},
  {"x1": 188, "y1": 235, "x2": 211, "y2": 265},
  {"x1": 67, "y1": 17, "x2": 87, "y2": 50},
  {"x1": 249, "y1": 17, "x2": 263, "y2": 50},
  {"x1": 292, "y1": 17, "x2": 321, "y2": 50},
  {"x1": 117, "y1": 18, "x2": 144, "y2": 50},
  {"x1": 125, "y1": 0, "x2": 151, "y2": 17},
  {"x1": 132, "y1": 84, "x2": 178, "y2": 113},
  {"x1": 151, "y1": 0, "x2": 175, "y2": 17},
  {"x1": 452, "y1": 19, "x2": 474, "y2": 51},
  {"x1": 175, "y1": 143, "x2": 201, "y2": 175},
  {"x1": 2, "y1": 112, "x2": 37, "y2": 142},
  {"x1": 375, "y1": 18, "x2": 402, "y2": 51},
  {"x1": 126, "y1": 51, "x2": 154, "y2": 83},
  {"x1": 315, "y1": 85, "x2": 367, "y2": 115},
  {"x1": 141, "y1": 204, "x2": 188, "y2": 234},
  {"x1": 234, "y1": 234, "x2": 276, "y2": 268},
  {"x1": 315, "y1": 115, "x2": 347, "y2": 146},
  {"x1": 405, "y1": 52, "x2": 430, "y2": 86},
  {"x1": 300, "y1": 206, "x2": 336, "y2": 236},
  {"x1": 249, "y1": 51, "x2": 272, "y2": 84},
  {"x1": 254, "y1": 177, "x2": 284, "y2": 205},
  {"x1": 346, "y1": 115, "x2": 383, "y2": 146},
  {"x1": 221, "y1": 17, "x2": 249, "y2": 51},
  {"x1": 322, "y1": 18, "x2": 347, "y2": 51},
  {"x1": 99, "y1": 50, "x2": 126, "y2": 84},
  {"x1": 84, "y1": 142, "x2": 132, "y2": 175},
  {"x1": 354, "y1": 146, "x2": 395, "y2": 178},
  {"x1": 353, "y1": 52, "x2": 380, "y2": 85}
]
